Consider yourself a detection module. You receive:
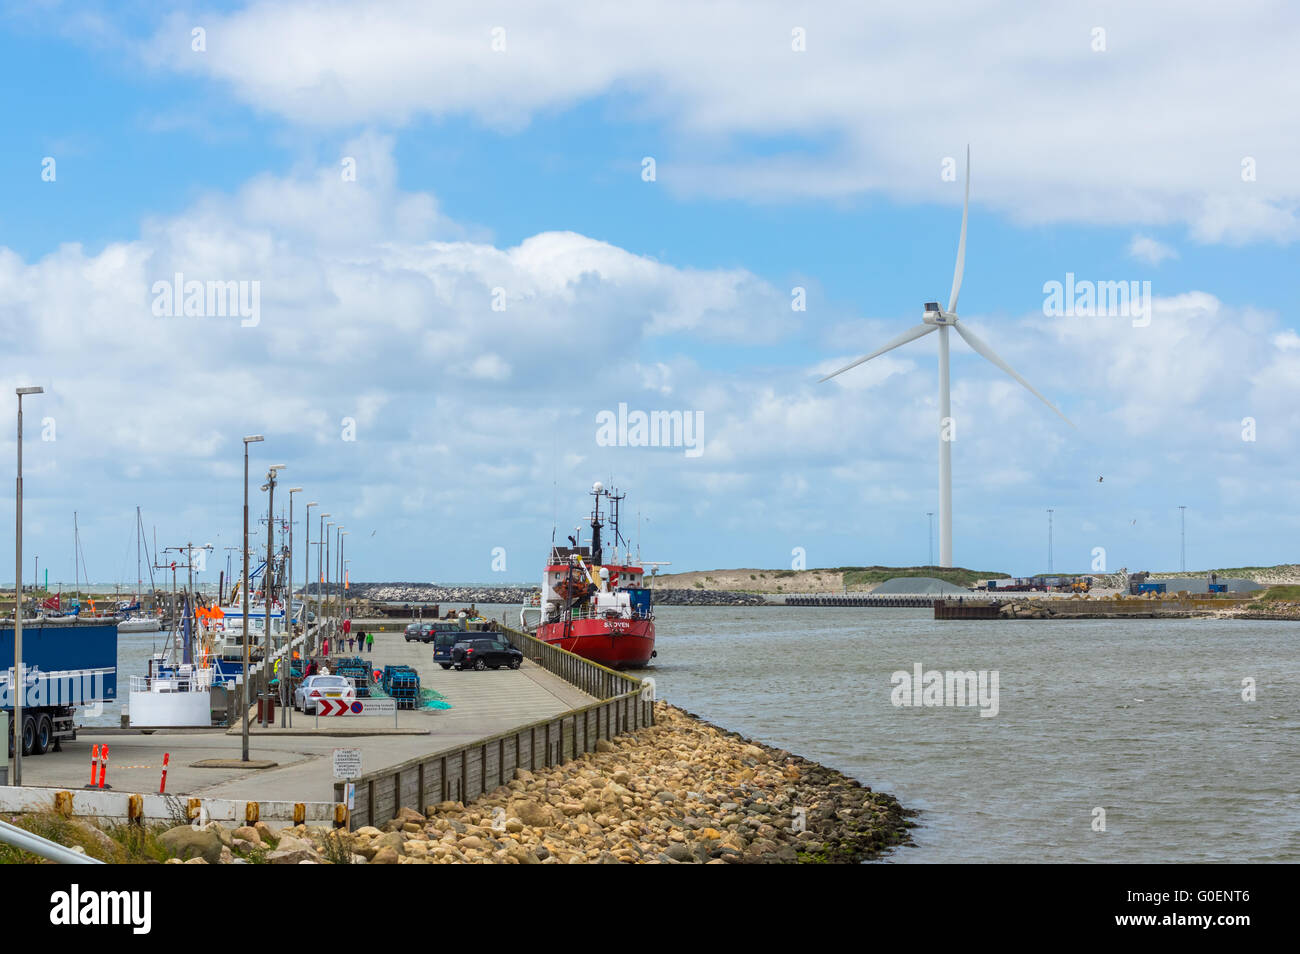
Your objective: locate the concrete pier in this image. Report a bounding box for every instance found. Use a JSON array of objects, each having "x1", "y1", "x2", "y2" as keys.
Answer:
[{"x1": 16, "y1": 628, "x2": 594, "y2": 806}]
